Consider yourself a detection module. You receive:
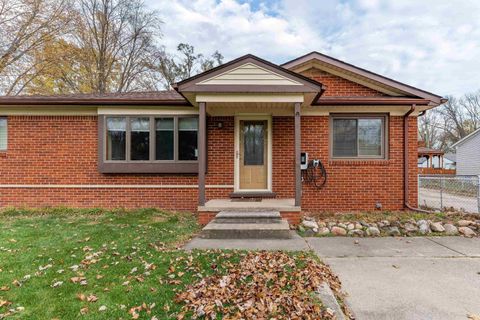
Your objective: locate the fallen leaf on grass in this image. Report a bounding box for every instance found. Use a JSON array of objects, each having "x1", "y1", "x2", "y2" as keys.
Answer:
[
  {"x1": 86, "y1": 294, "x2": 98, "y2": 303},
  {"x1": 80, "y1": 307, "x2": 89, "y2": 315},
  {"x1": 70, "y1": 277, "x2": 87, "y2": 285},
  {"x1": 0, "y1": 300, "x2": 12, "y2": 307},
  {"x1": 0, "y1": 286, "x2": 10, "y2": 291},
  {"x1": 51, "y1": 281, "x2": 63, "y2": 288}
]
